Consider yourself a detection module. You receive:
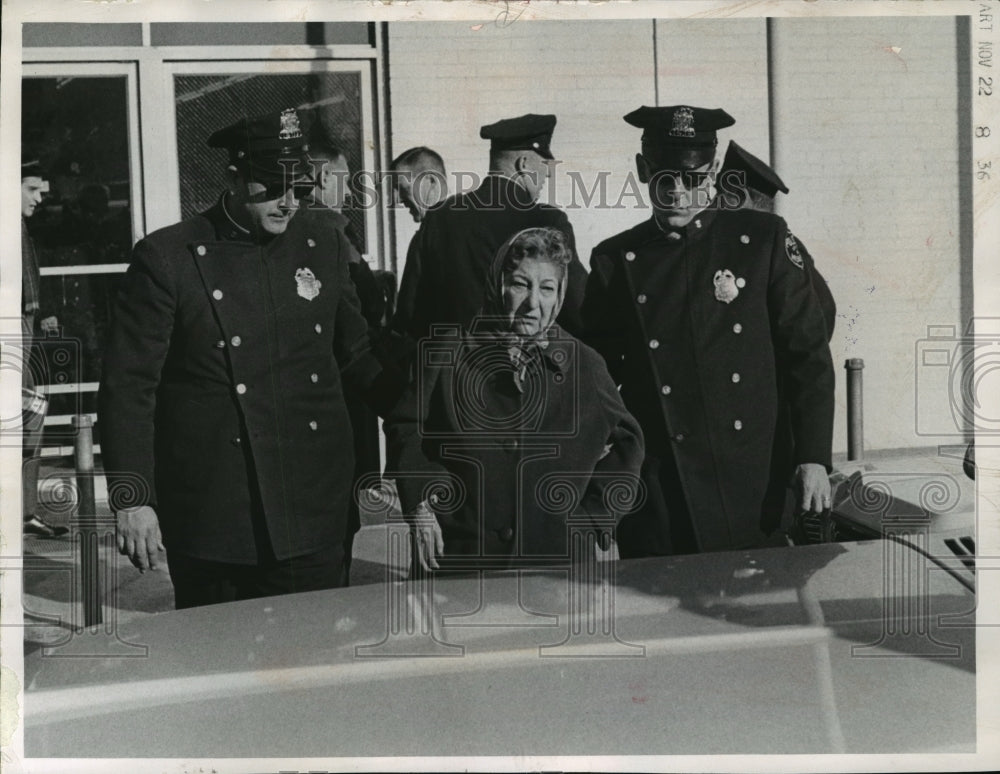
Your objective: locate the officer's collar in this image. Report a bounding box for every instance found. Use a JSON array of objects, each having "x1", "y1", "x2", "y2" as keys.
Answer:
[
  {"x1": 651, "y1": 198, "x2": 719, "y2": 243},
  {"x1": 203, "y1": 192, "x2": 278, "y2": 245}
]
